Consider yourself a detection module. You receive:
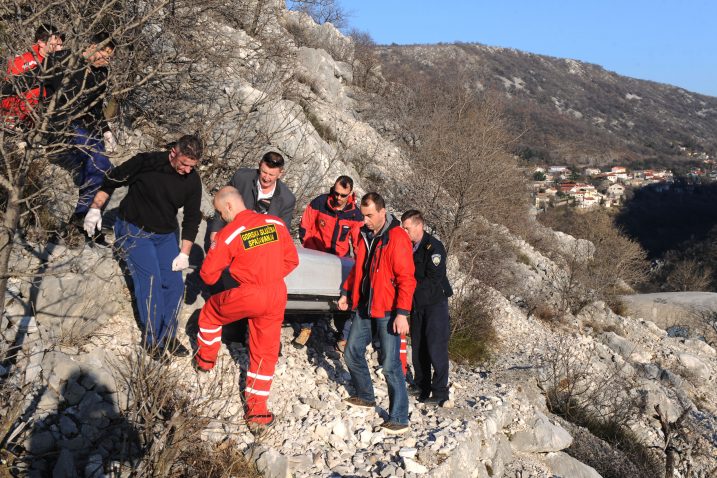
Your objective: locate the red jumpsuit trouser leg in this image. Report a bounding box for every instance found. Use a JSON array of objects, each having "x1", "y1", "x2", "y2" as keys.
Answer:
[{"x1": 196, "y1": 282, "x2": 286, "y2": 424}]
